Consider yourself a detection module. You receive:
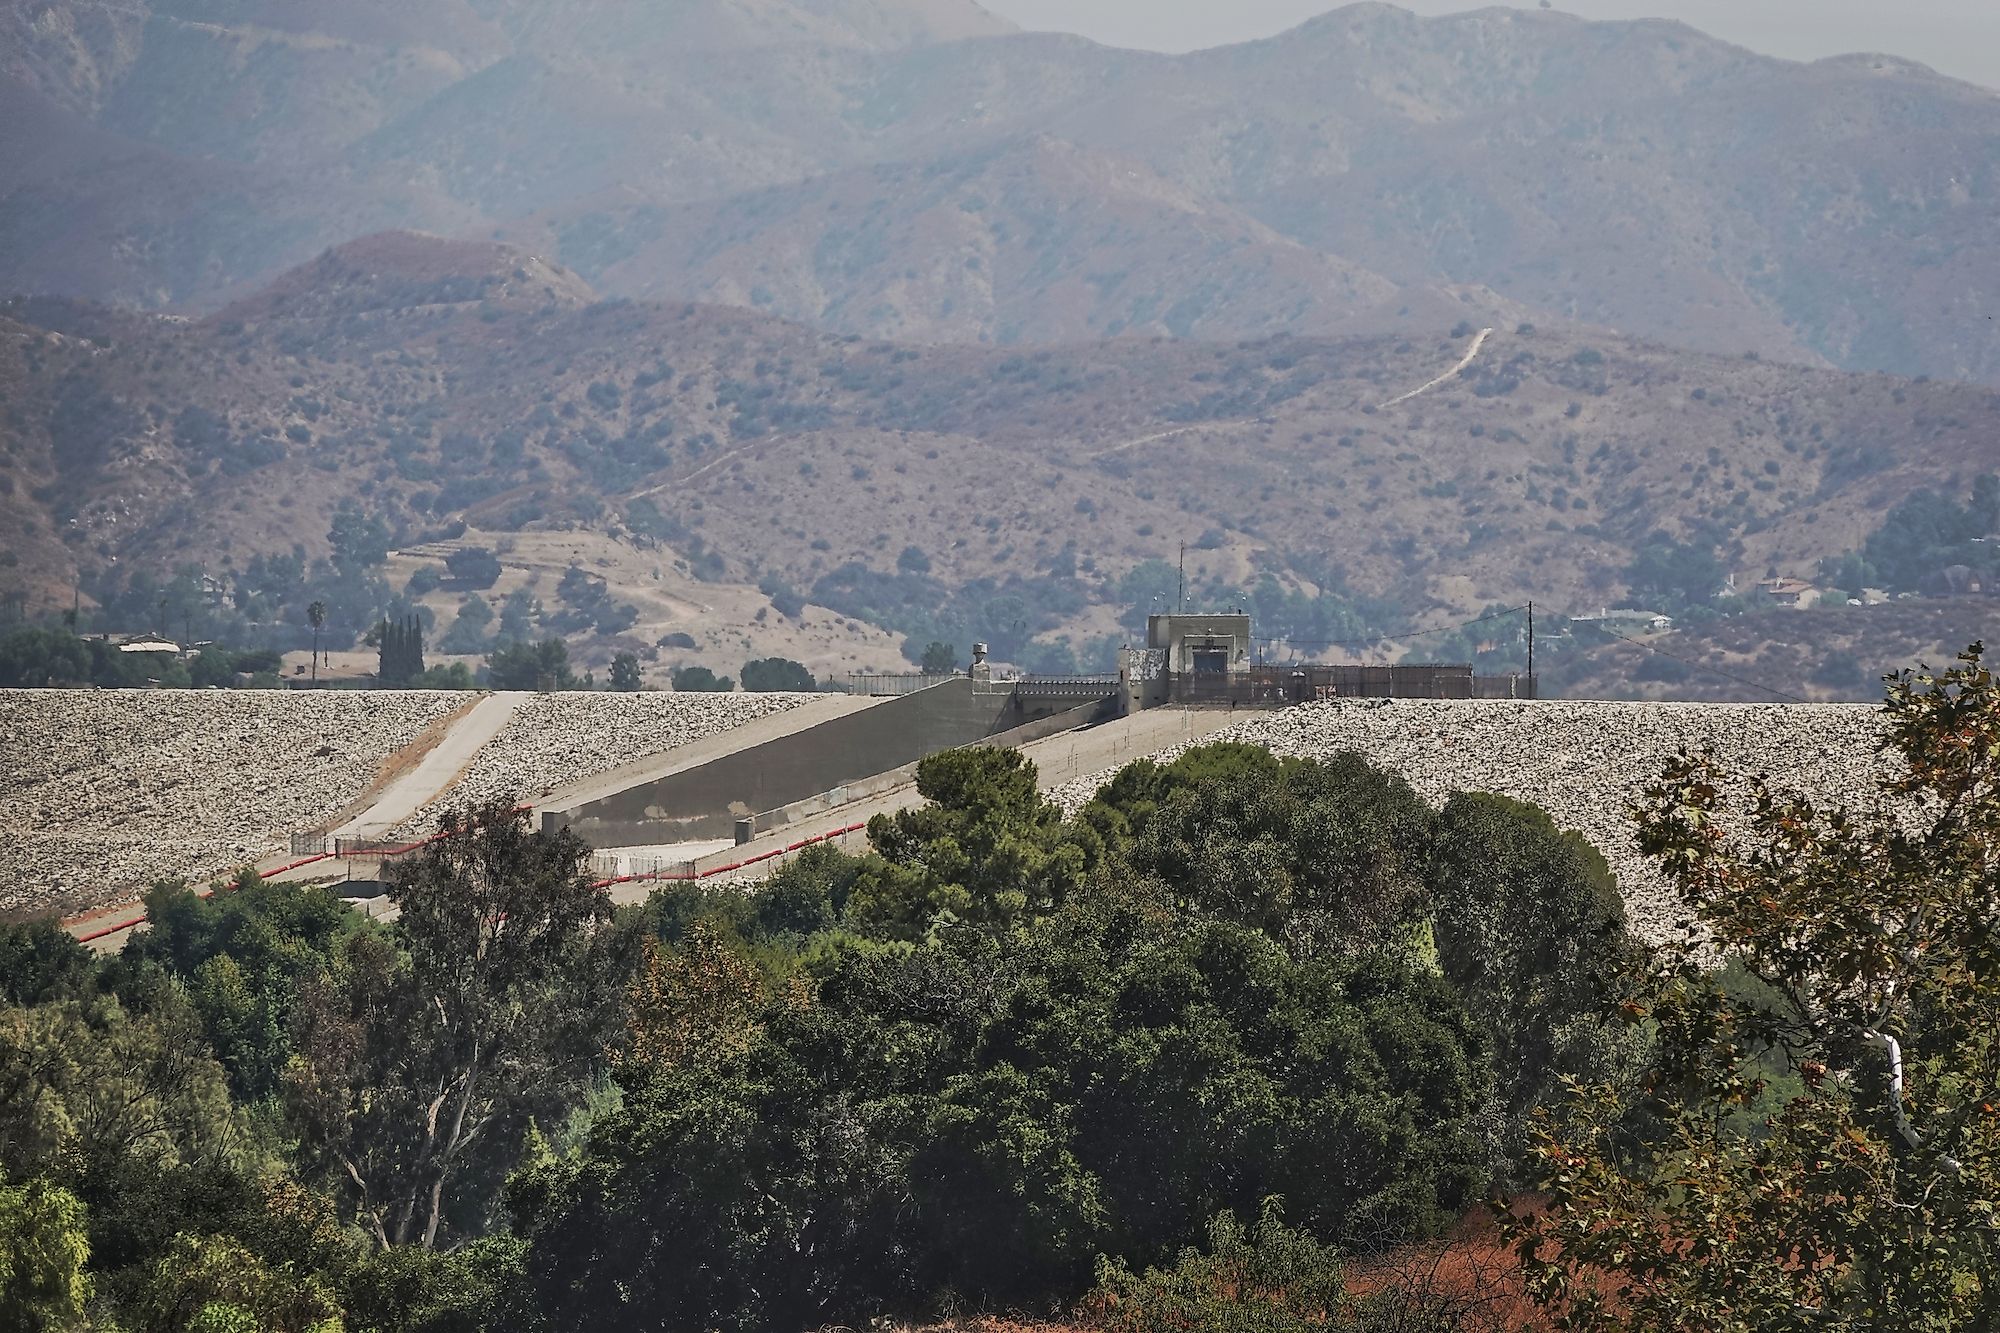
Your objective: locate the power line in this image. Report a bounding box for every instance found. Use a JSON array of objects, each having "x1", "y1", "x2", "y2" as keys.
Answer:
[
  {"x1": 1255, "y1": 599, "x2": 1808, "y2": 702},
  {"x1": 1253, "y1": 603, "x2": 1529, "y2": 651}
]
